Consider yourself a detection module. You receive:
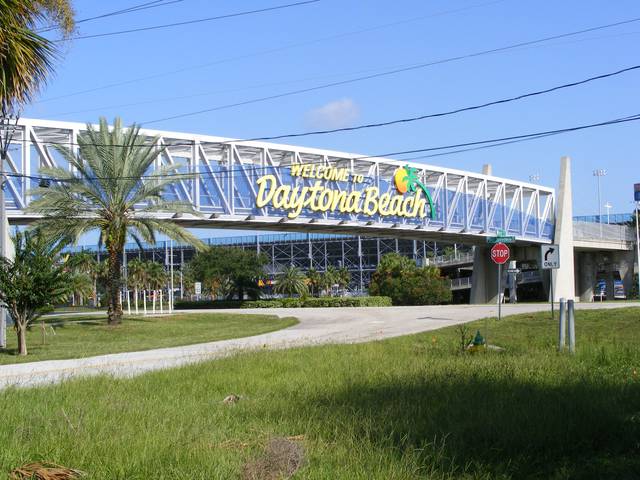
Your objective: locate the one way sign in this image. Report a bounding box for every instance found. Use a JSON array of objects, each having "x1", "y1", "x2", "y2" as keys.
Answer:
[{"x1": 541, "y1": 245, "x2": 560, "y2": 269}]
